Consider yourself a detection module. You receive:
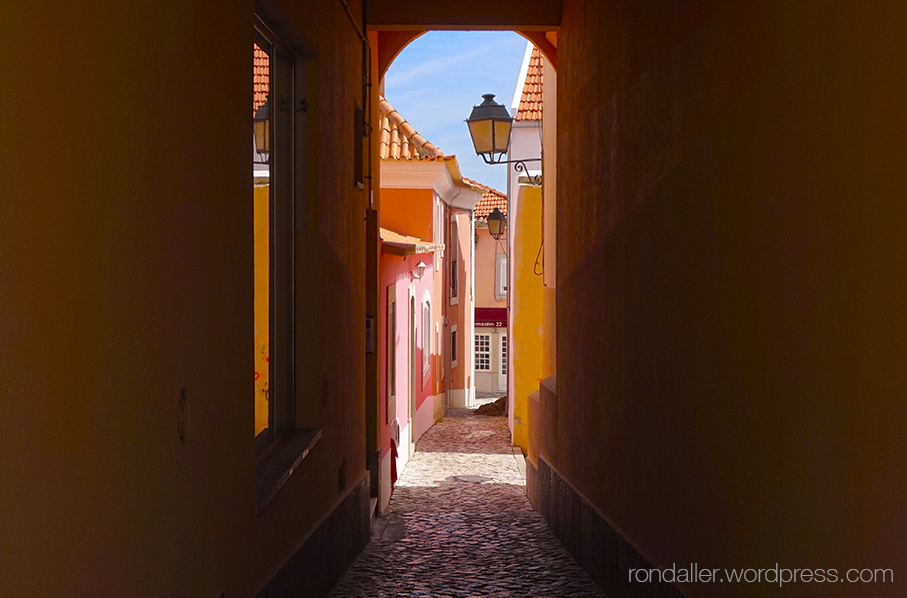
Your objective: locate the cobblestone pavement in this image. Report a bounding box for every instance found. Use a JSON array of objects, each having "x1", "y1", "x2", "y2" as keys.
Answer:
[{"x1": 327, "y1": 408, "x2": 606, "y2": 598}]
